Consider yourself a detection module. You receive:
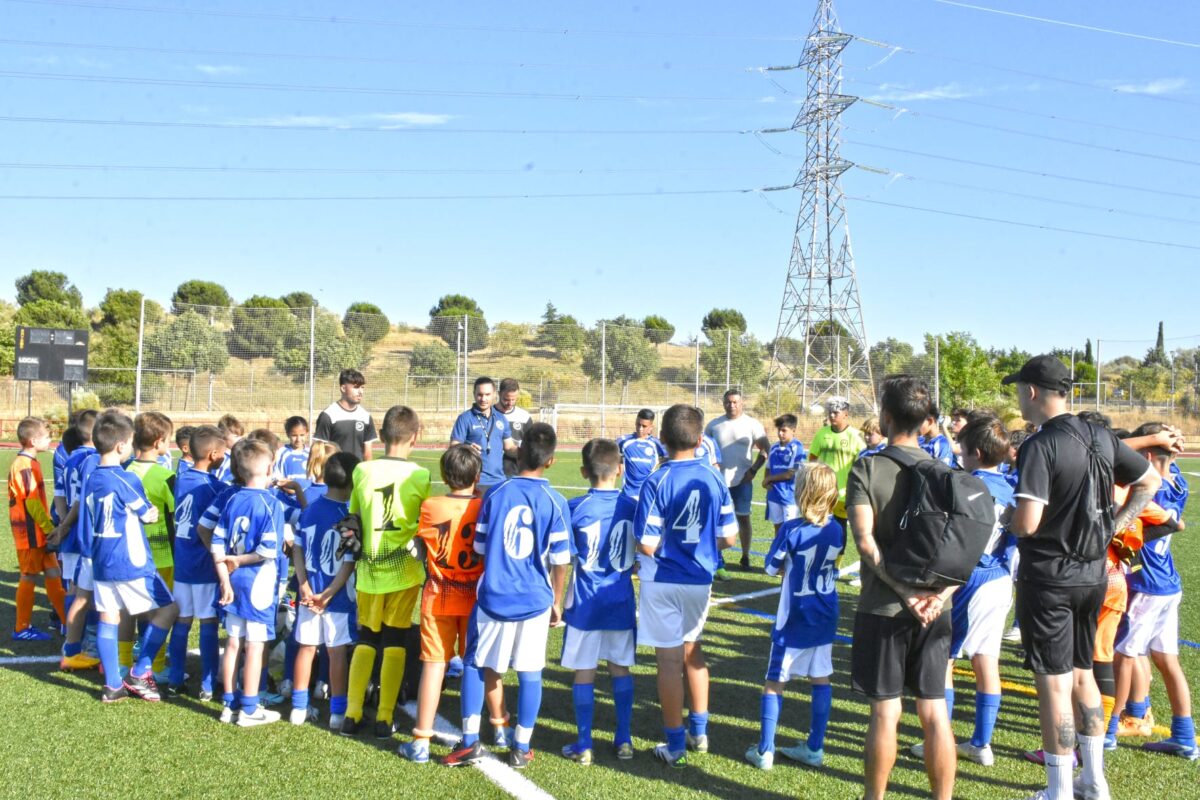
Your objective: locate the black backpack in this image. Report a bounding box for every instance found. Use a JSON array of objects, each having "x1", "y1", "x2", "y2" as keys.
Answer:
[
  {"x1": 1043, "y1": 418, "x2": 1115, "y2": 563},
  {"x1": 876, "y1": 446, "x2": 997, "y2": 588}
]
